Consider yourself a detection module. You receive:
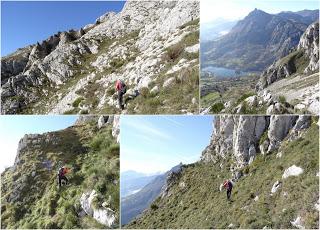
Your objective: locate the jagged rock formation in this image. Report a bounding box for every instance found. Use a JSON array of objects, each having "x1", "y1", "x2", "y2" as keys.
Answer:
[
  {"x1": 126, "y1": 115, "x2": 319, "y2": 229},
  {"x1": 297, "y1": 21, "x2": 319, "y2": 72},
  {"x1": 201, "y1": 9, "x2": 318, "y2": 72},
  {"x1": 201, "y1": 115, "x2": 311, "y2": 168},
  {"x1": 1, "y1": 0, "x2": 199, "y2": 114},
  {"x1": 254, "y1": 21, "x2": 319, "y2": 114},
  {"x1": 1, "y1": 116, "x2": 119, "y2": 229},
  {"x1": 257, "y1": 21, "x2": 319, "y2": 90}
]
